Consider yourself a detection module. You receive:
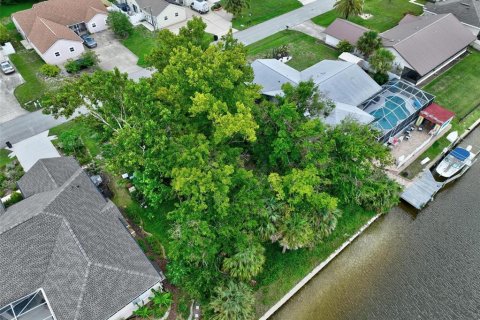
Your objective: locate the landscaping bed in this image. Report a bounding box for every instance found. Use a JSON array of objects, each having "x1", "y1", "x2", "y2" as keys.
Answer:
[
  {"x1": 225, "y1": 0, "x2": 302, "y2": 30},
  {"x1": 0, "y1": 150, "x2": 24, "y2": 200},
  {"x1": 312, "y1": 0, "x2": 423, "y2": 32},
  {"x1": 246, "y1": 30, "x2": 338, "y2": 71}
]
